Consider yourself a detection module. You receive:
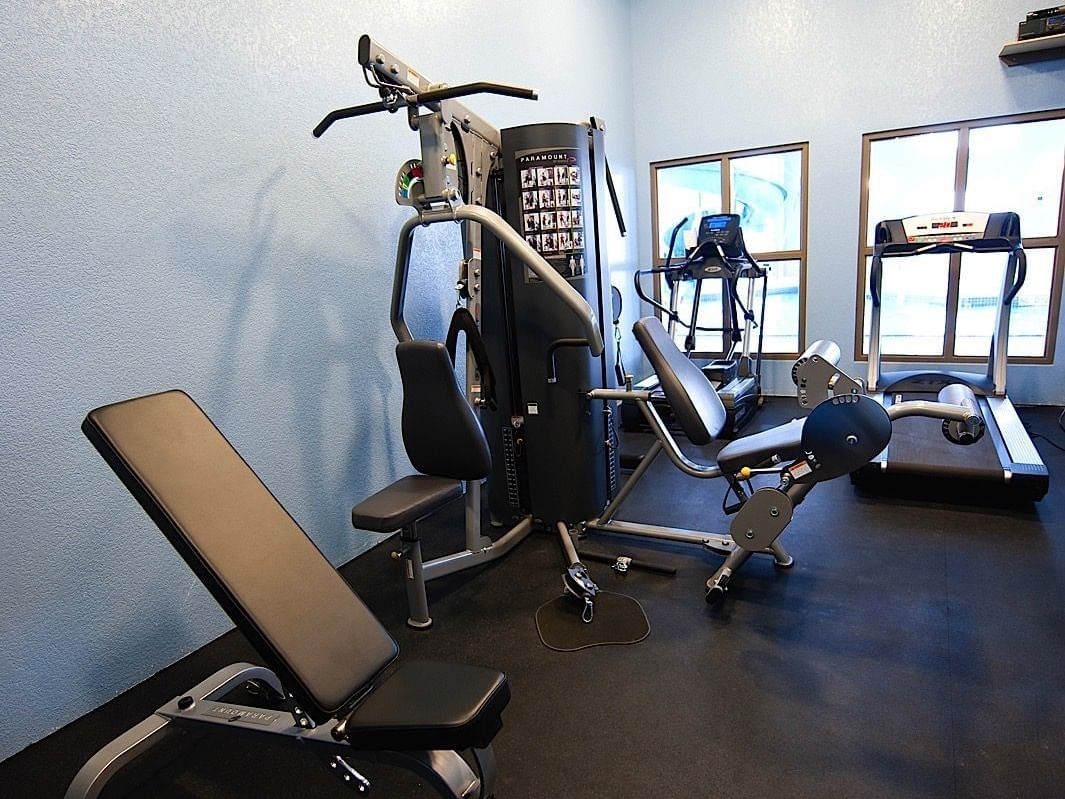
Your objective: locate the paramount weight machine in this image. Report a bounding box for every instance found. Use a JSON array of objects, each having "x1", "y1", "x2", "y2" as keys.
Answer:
[{"x1": 316, "y1": 35, "x2": 622, "y2": 623}]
